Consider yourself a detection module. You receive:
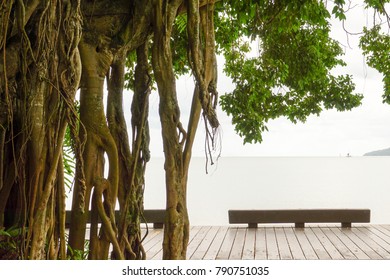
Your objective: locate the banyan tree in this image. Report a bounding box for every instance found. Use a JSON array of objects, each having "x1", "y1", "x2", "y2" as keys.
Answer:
[{"x1": 2, "y1": 0, "x2": 385, "y2": 260}]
